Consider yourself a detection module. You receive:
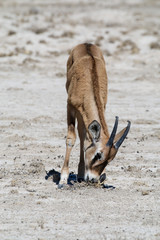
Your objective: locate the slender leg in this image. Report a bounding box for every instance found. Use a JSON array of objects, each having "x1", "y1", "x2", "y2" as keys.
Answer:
[
  {"x1": 77, "y1": 115, "x2": 85, "y2": 181},
  {"x1": 59, "y1": 104, "x2": 76, "y2": 186}
]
